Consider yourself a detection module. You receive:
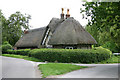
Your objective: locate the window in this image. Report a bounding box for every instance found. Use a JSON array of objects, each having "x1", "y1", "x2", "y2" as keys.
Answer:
[{"x1": 65, "y1": 47, "x2": 73, "y2": 49}]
